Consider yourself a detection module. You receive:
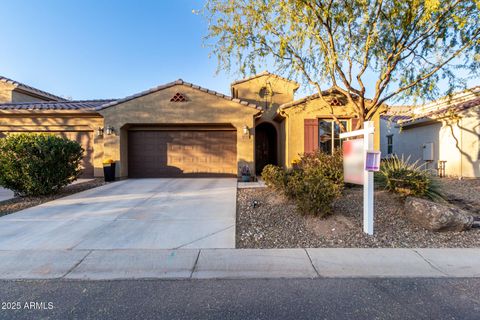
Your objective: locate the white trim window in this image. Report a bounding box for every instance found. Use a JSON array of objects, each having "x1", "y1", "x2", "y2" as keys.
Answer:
[
  {"x1": 318, "y1": 119, "x2": 348, "y2": 153},
  {"x1": 387, "y1": 134, "x2": 393, "y2": 155}
]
